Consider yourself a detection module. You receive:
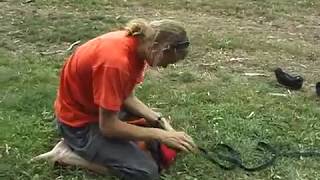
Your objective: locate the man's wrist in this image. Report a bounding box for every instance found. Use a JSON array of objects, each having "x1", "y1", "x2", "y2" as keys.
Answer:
[
  {"x1": 156, "y1": 114, "x2": 163, "y2": 121},
  {"x1": 151, "y1": 128, "x2": 166, "y2": 142},
  {"x1": 147, "y1": 111, "x2": 162, "y2": 122}
]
